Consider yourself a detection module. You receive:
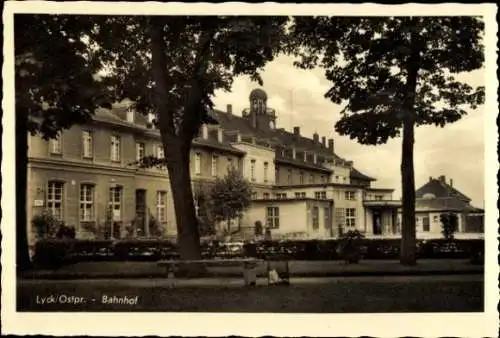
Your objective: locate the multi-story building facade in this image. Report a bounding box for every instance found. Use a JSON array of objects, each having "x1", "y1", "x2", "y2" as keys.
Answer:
[
  {"x1": 26, "y1": 88, "x2": 402, "y2": 244},
  {"x1": 396, "y1": 175, "x2": 484, "y2": 239}
]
